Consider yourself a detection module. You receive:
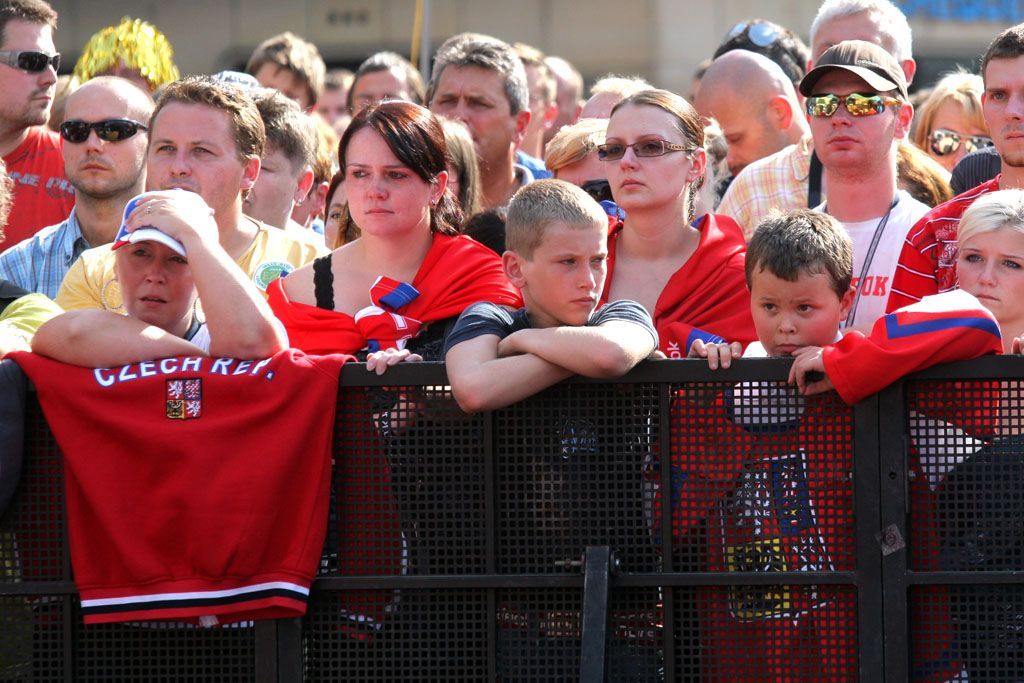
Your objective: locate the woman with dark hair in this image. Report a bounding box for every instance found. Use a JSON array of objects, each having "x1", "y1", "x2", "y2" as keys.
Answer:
[
  {"x1": 600, "y1": 89, "x2": 756, "y2": 356},
  {"x1": 268, "y1": 100, "x2": 520, "y2": 362},
  {"x1": 269, "y1": 102, "x2": 519, "y2": 662}
]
